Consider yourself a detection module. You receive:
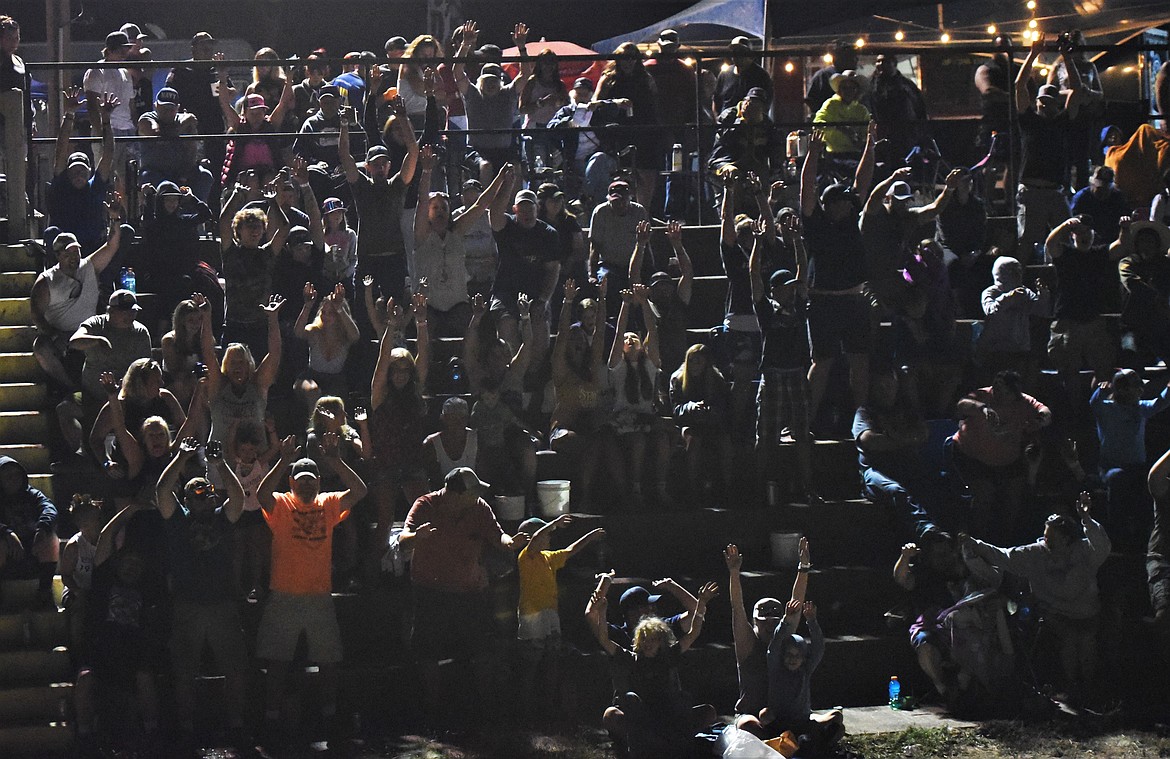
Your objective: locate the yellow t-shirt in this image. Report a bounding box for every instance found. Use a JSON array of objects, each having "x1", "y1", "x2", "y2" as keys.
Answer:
[{"x1": 517, "y1": 546, "x2": 571, "y2": 616}]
